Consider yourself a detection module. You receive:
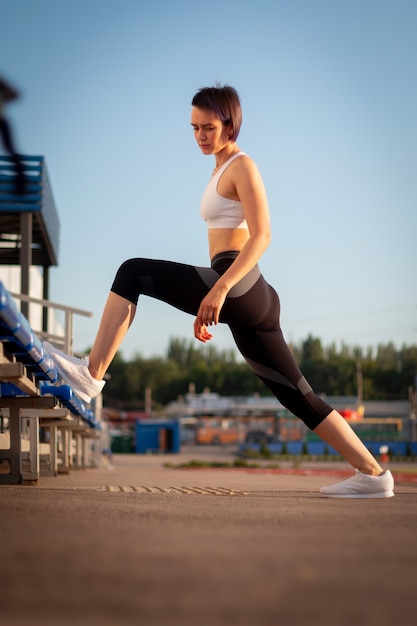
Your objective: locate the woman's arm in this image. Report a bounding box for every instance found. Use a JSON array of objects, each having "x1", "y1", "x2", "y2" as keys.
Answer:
[
  {"x1": 217, "y1": 155, "x2": 271, "y2": 291},
  {"x1": 194, "y1": 156, "x2": 271, "y2": 340}
]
